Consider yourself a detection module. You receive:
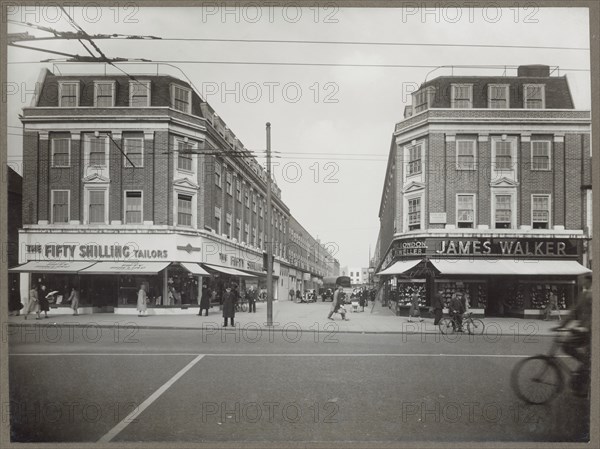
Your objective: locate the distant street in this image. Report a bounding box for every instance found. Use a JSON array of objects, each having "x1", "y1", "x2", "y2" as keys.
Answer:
[{"x1": 8, "y1": 321, "x2": 590, "y2": 443}]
